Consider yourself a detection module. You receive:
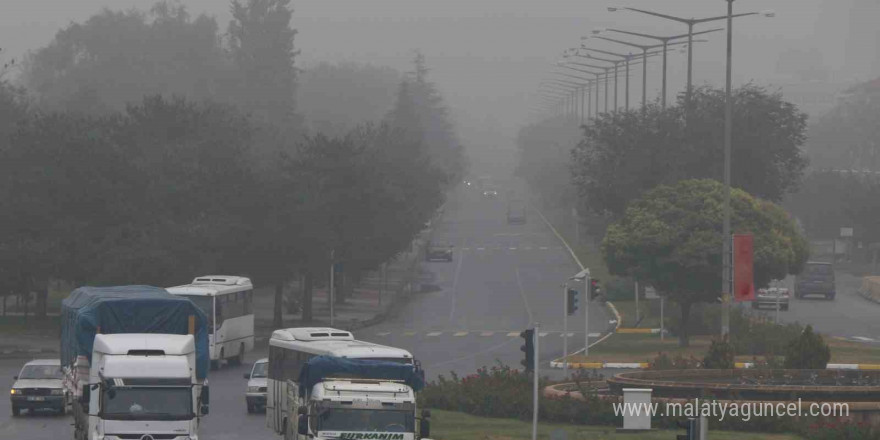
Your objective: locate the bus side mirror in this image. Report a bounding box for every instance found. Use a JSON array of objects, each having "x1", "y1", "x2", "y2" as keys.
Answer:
[
  {"x1": 297, "y1": 415, "x2": 308, "y2": 435},
  {"x1": 79, "y1": 387, "x2": 90, "y2": 406}
]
